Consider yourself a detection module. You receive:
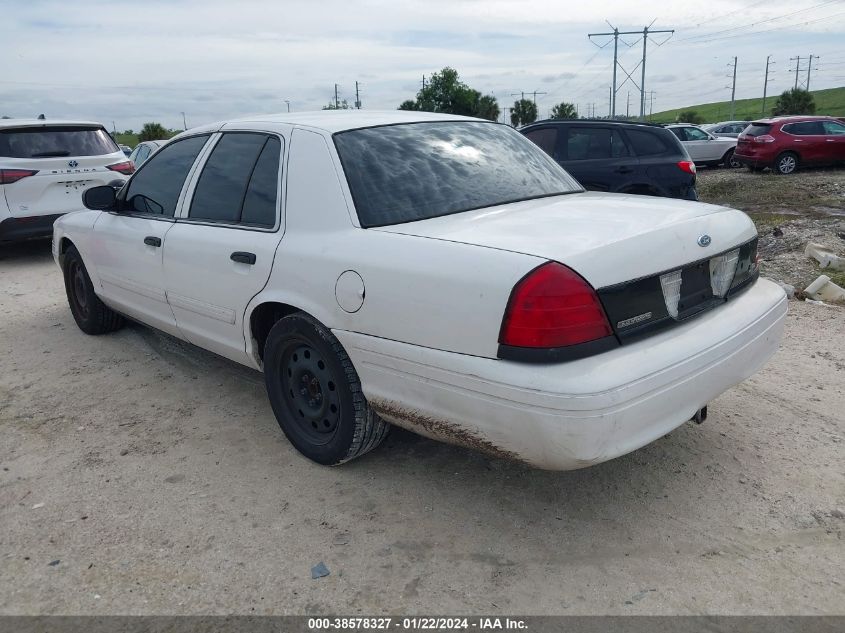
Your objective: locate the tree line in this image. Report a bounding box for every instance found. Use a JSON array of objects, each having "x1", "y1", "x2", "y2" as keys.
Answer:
[{"x1": 398, "y1": 67, "x2": 577, "y2": 126}]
